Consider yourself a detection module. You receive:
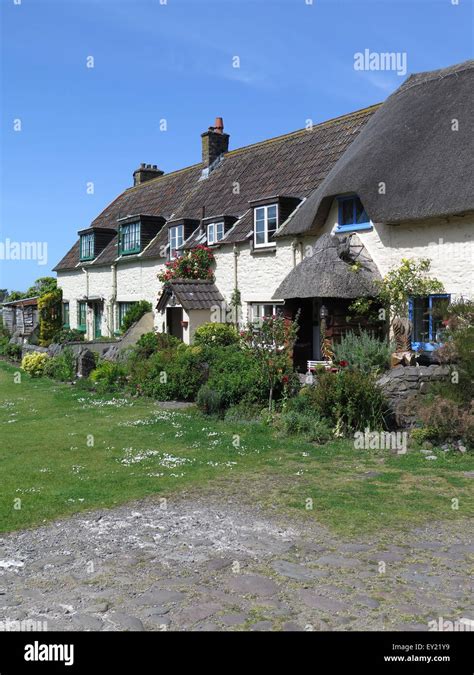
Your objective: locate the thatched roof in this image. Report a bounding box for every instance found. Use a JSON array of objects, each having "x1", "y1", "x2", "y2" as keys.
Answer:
[
  {"x1": 273, "y1": 233, "x2": 381, "y2": 300},
  {"x1": 156, "y1": 279, "x2": 224, "y2": 313},
  {"x1": 277, "y1": 60, "x2": 474, "y2": 237}
]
